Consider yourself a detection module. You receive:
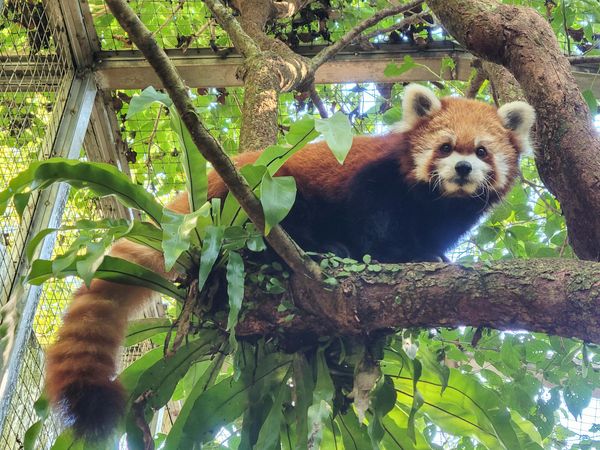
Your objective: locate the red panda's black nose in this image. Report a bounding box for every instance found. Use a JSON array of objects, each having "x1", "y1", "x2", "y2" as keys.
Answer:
[{"x1": 455, "y1": 161, "x2": 472, "y2": 177}]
